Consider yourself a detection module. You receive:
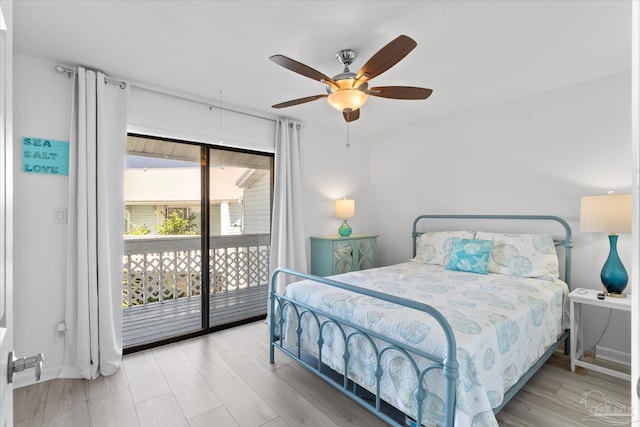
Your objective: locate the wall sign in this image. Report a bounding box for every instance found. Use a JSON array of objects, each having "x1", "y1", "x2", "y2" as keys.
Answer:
[{"x1": 22, "y1": 137, "x2": 69, "y2": 175}]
